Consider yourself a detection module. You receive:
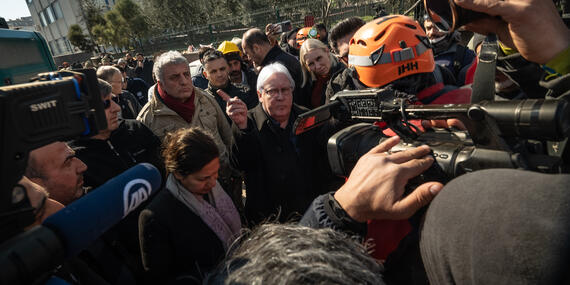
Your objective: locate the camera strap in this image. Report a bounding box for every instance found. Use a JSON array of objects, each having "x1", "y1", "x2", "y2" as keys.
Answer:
[{"x1": 470, "y1": 34, "x2": 498, "y2": 103}]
